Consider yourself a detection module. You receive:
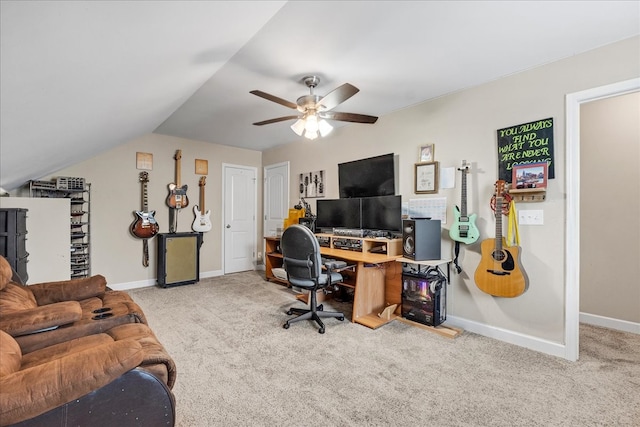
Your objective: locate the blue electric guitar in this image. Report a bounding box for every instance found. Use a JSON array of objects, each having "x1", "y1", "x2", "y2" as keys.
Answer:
[{"x1": 449, "y1": 160, "x2": 480, "y2": 244}]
